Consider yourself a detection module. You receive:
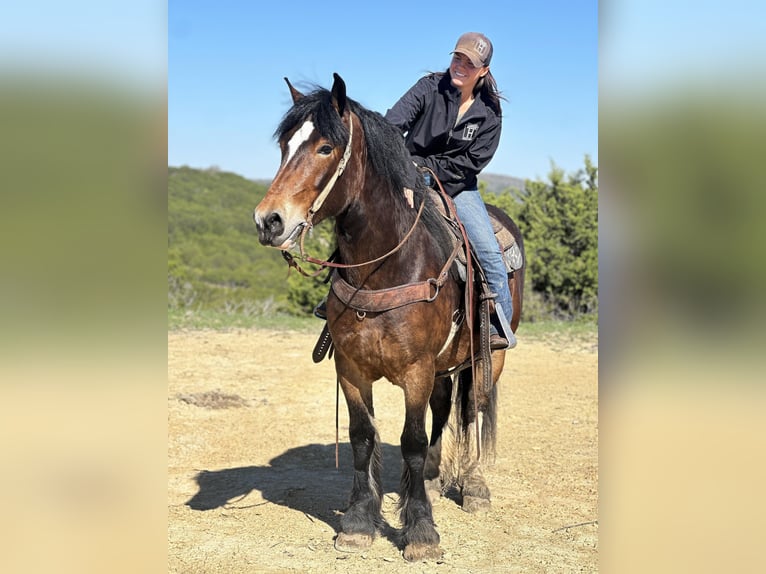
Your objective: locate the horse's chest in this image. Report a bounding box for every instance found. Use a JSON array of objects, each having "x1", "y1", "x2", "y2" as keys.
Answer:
[
  {"x1": 330, "y1": 309, "x2": 456, "y2": 372},
  {"x1": 330, "y1": 319, "x2": 394, "y2": 362}
]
